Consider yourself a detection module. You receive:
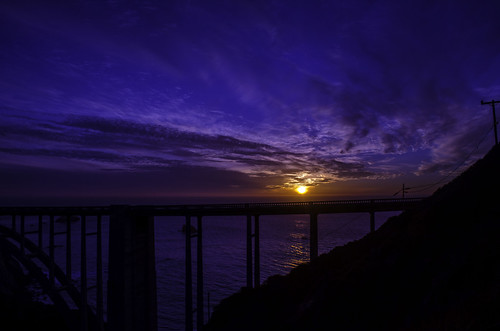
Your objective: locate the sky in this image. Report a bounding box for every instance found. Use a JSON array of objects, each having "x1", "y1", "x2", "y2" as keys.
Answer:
[{"x1": 1, "y1": 0, "x2": 500, "y2": 204}]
